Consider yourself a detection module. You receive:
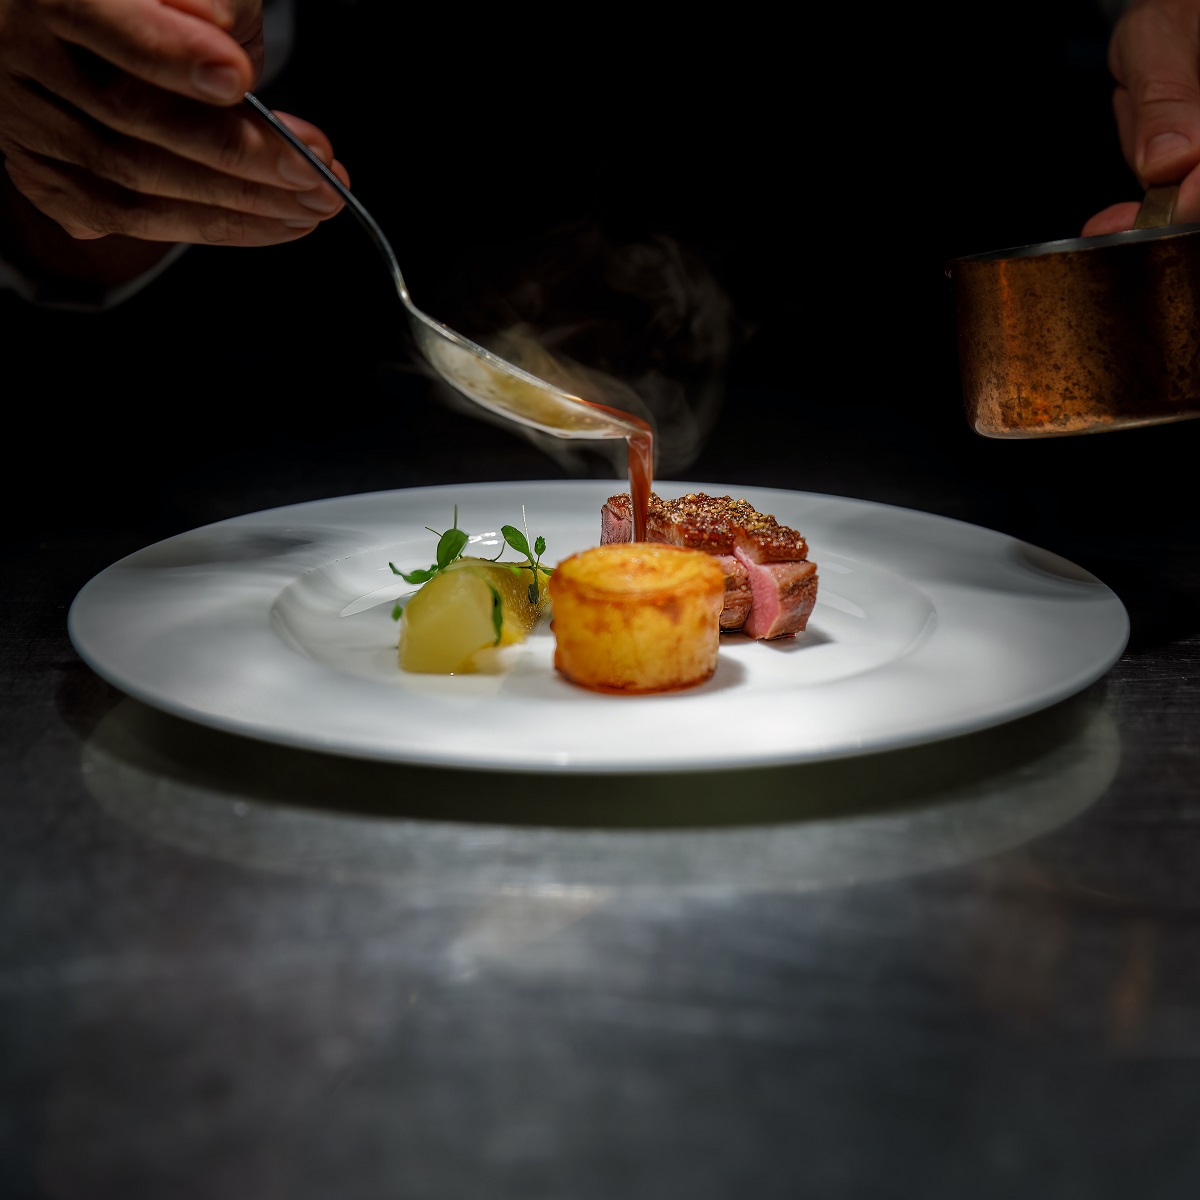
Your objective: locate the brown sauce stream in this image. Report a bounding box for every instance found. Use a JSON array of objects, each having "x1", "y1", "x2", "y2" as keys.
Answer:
[{"x1": 581, "y1": 400, "x2": 654, "y2": 542}]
